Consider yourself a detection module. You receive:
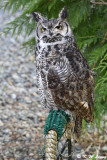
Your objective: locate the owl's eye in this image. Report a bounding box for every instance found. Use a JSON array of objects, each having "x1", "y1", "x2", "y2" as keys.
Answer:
[
  {"x1": 55, "y1": 25, "x2": 62, "y2": 30},
  {"x1": 41, "y1": 27, "x2": 46, "y2": 32}
]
